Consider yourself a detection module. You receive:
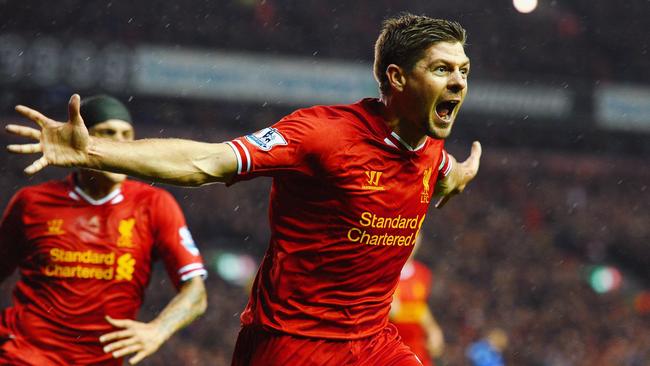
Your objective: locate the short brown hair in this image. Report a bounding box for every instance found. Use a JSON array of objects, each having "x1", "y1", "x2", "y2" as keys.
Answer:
[{"x1": 374, "y1": 13, "x2": 467, "y2": 96}]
